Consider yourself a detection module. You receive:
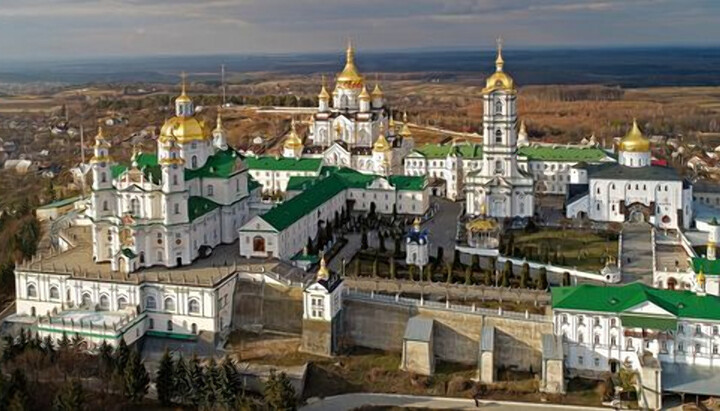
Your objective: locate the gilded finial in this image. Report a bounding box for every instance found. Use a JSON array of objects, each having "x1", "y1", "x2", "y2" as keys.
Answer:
[
  {"x1": 181, "y1": 71, "x2": 187, "y2": 95},
  {"x1": 317, "y1": 255, "x2": 329, "y2": 280},
  {"x1": 216, "y1": 108, "x2": 223, "y2": 129}
]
